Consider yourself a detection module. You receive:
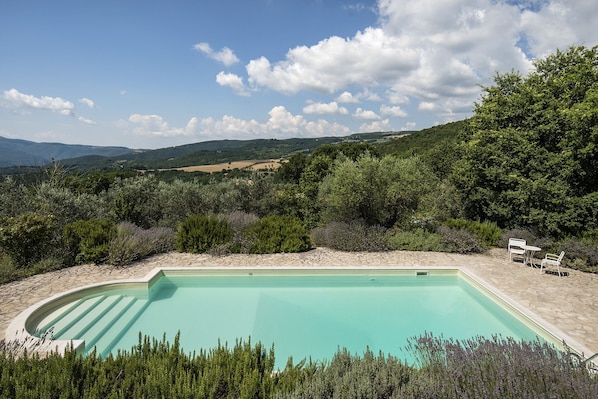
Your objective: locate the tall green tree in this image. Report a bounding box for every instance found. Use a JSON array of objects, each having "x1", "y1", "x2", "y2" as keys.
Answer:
[{"x1": 454, "y1": 45, "x2": 598, "y2": 237}]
